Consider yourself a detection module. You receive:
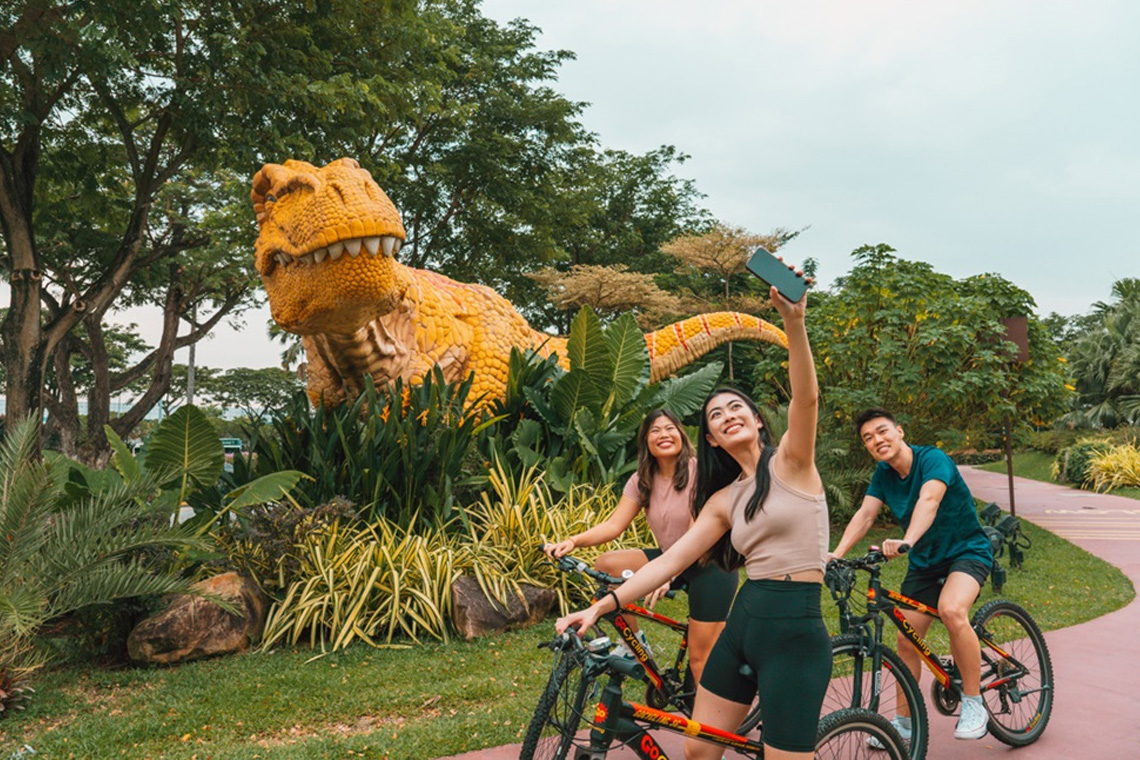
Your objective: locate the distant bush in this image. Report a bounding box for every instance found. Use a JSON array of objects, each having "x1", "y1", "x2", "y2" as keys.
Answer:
[
  {"x1": 949, "y1": 449, "x2": 1004, "y2": 466},
  {"x1": 1088, "y1": 442, "x2": 1140, "y2": 492},
  {"x1": 1054, "y1": 439, "x2": 1114, "y2": 487}
]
